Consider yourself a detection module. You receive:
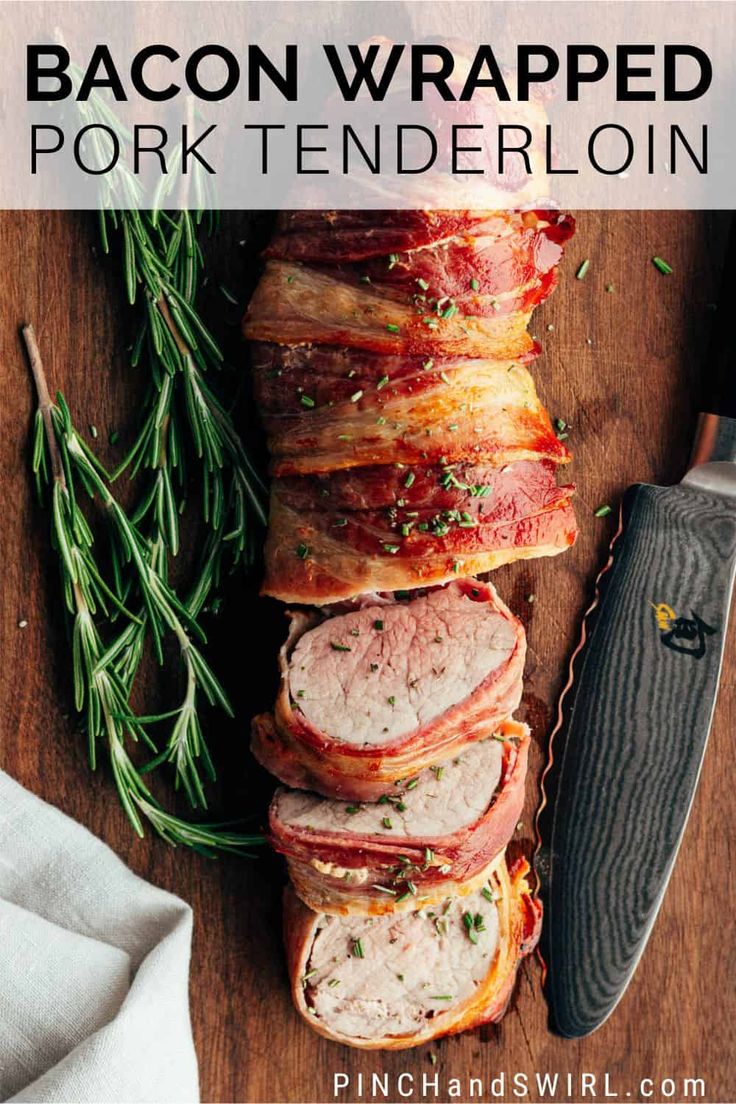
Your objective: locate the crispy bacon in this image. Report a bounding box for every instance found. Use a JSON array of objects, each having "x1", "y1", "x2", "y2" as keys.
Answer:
[
  {"x1": 245, "y1": 259, "x2": 538, "y2": 359},
  {"x1": 271, "y1": 722, "x2": 529, "y2": 916},
  {"x1": 283, "y1": 855, "x2": 542, "y2": 1050},
  {"x1": 262, "y1": 459, "x2": 576, "y2": 604},
  {"x1": 252, "y1": 345, "x2": 569, "y2": 476}
]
